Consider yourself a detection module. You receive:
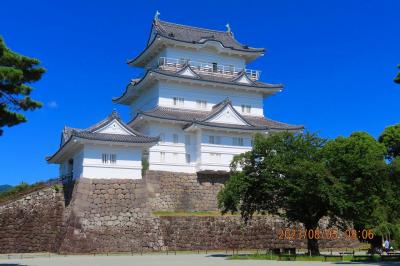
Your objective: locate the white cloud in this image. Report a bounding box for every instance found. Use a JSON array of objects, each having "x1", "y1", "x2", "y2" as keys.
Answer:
[{"x1": 47, "y1": 101, "x2": 58, "y2": 109}]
